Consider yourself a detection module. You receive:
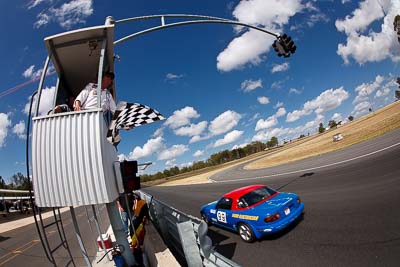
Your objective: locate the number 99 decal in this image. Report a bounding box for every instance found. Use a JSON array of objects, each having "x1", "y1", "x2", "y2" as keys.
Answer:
[{"x1": 217, "y1": 211, "x2": 227, "y2": 223}]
